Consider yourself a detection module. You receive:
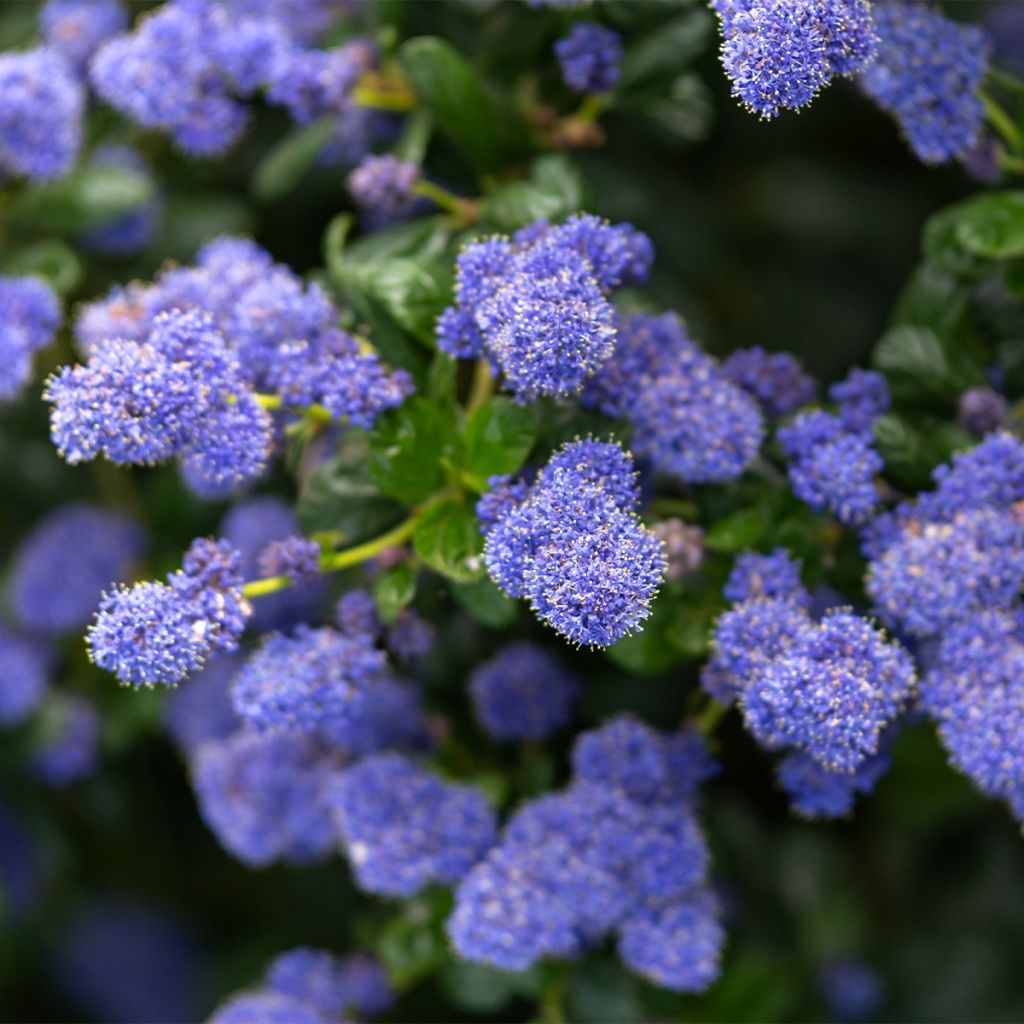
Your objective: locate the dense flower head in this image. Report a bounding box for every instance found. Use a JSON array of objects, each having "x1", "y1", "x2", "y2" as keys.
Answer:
[
  {"x1": 257, "y1": 536, "x2": 321, "y2": 584},
  {"x1": 476, "y1": 475, "x2": 532, "y2": 536},
  {"x1": 0, "y1": 275, "x2": 61, "y2": 400},
  {"x1": 40, "y1": 0, "x2": 128, "y2": 68},
  {"x1": 555, "y1": 22, "x2": 623, "y2": 93},
  {"x1": 30, "y1": 694, "x2": 100, "y2": 787},
  {"x1": 712, "y1": 0, "x2": 876, "y2": 119},
  {"x1": 858, "y1": 2, "x2": 990, "y2": 164},
  {"x1": 265, "y1": 38, "x2": 375, "y2": 123},
  {"x1": 779, "y1": 410, "x2": 882, "y2": 525},
  {"x1": 192, "y1": 729, "x2": 341, "y2": 867},
  {"x1": 211, "y1": 990, "x2": 321, "y2": 1024},
  {"x1": 222, "y1": 497, "x2": 326, "y2": 631},
  {"x1": 469, "y1": 642, "x2": 581, "y2": 741},
  {"x1": 450, "y1": 717, "x2": 721, "y2": 988},
  {"x1": 0, "y1": 628, "x2": 50, "y2": 727},
  {"x1": 724, "y1": 548, "x2": 809, "y2": 606},
  {"x1": 267, "y1": 948, "x2": 394, "y2": 1020},
  {"x1": 484, "y1": 439, "x2": 666, "y2": 646},
  {"x1": 88, "y1": 536, "x2": 251, "y2": 687},
  {"x1": 583, "y1": 314, "x2": 765, "y2": 483},
  {"x1": 958, "y1": 386, "x2": 1007, "y2": 437},
  {"x1": 0, "y1": 47, "x2": 84, "y2": 179},
  {"x1": 335, "y1": 588, "x2": 381, "y2": 638},
  {"x1": 348, "y1": 154, "x2": 422, "y2": 212},
  {"x1": 330, "y1": 753, "x2": 498, "y2": 897},
  {"x1": 740, "y1": 610, "x2": 915, "y2": 772},
  {"x1": 385, "y1": 610, "x2": 435, "y2": 663},
  {"x1": 921, "y1": 610, "x2": 1024, "y2": 817},
  {"x1": 10, "y1": 504, "x2": 144, "y2": 634},
  {"x1": 829, "y1": 368, "x2": 890, "y2": 437},
  {"x1": 230, "y1": 626, "x2": 389, "y2": 735},
  {"x1": 79, "y1": 145, "x2": 161, "y2": 257},
  {"x1": 722, "y1": 346, "x2": 818, "y2": 416},
  {"x1": 163, "y1": 653, "x2": 242, "y2": 754},
  {"x1": 438, "y1": 214, "x2": 651, "y2": 398},
  {"x1": 866, "y1": 507, "x2": 1024, "y2": 638},
  {"x1": 778, "y1": 746, "x2": 892, "y2": 819}
]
